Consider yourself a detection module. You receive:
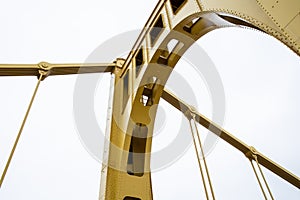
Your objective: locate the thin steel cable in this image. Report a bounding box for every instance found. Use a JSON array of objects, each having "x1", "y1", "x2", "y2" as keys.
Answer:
[
  {"x1": 254, "y1": 155, "x2": 274, "y2": 200},
  {"x1": 249, "y1": 159, "x2": 268, "y2": 200},
  {"x1": 0, "y1": 73, "x2": 44, "y2": 188},
  {"x1": 192, "y1": 115, "x2": 215, "y2": 200},
  {"x1": 188, "y1": 118, "x2": 209, "y2": 199}
]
